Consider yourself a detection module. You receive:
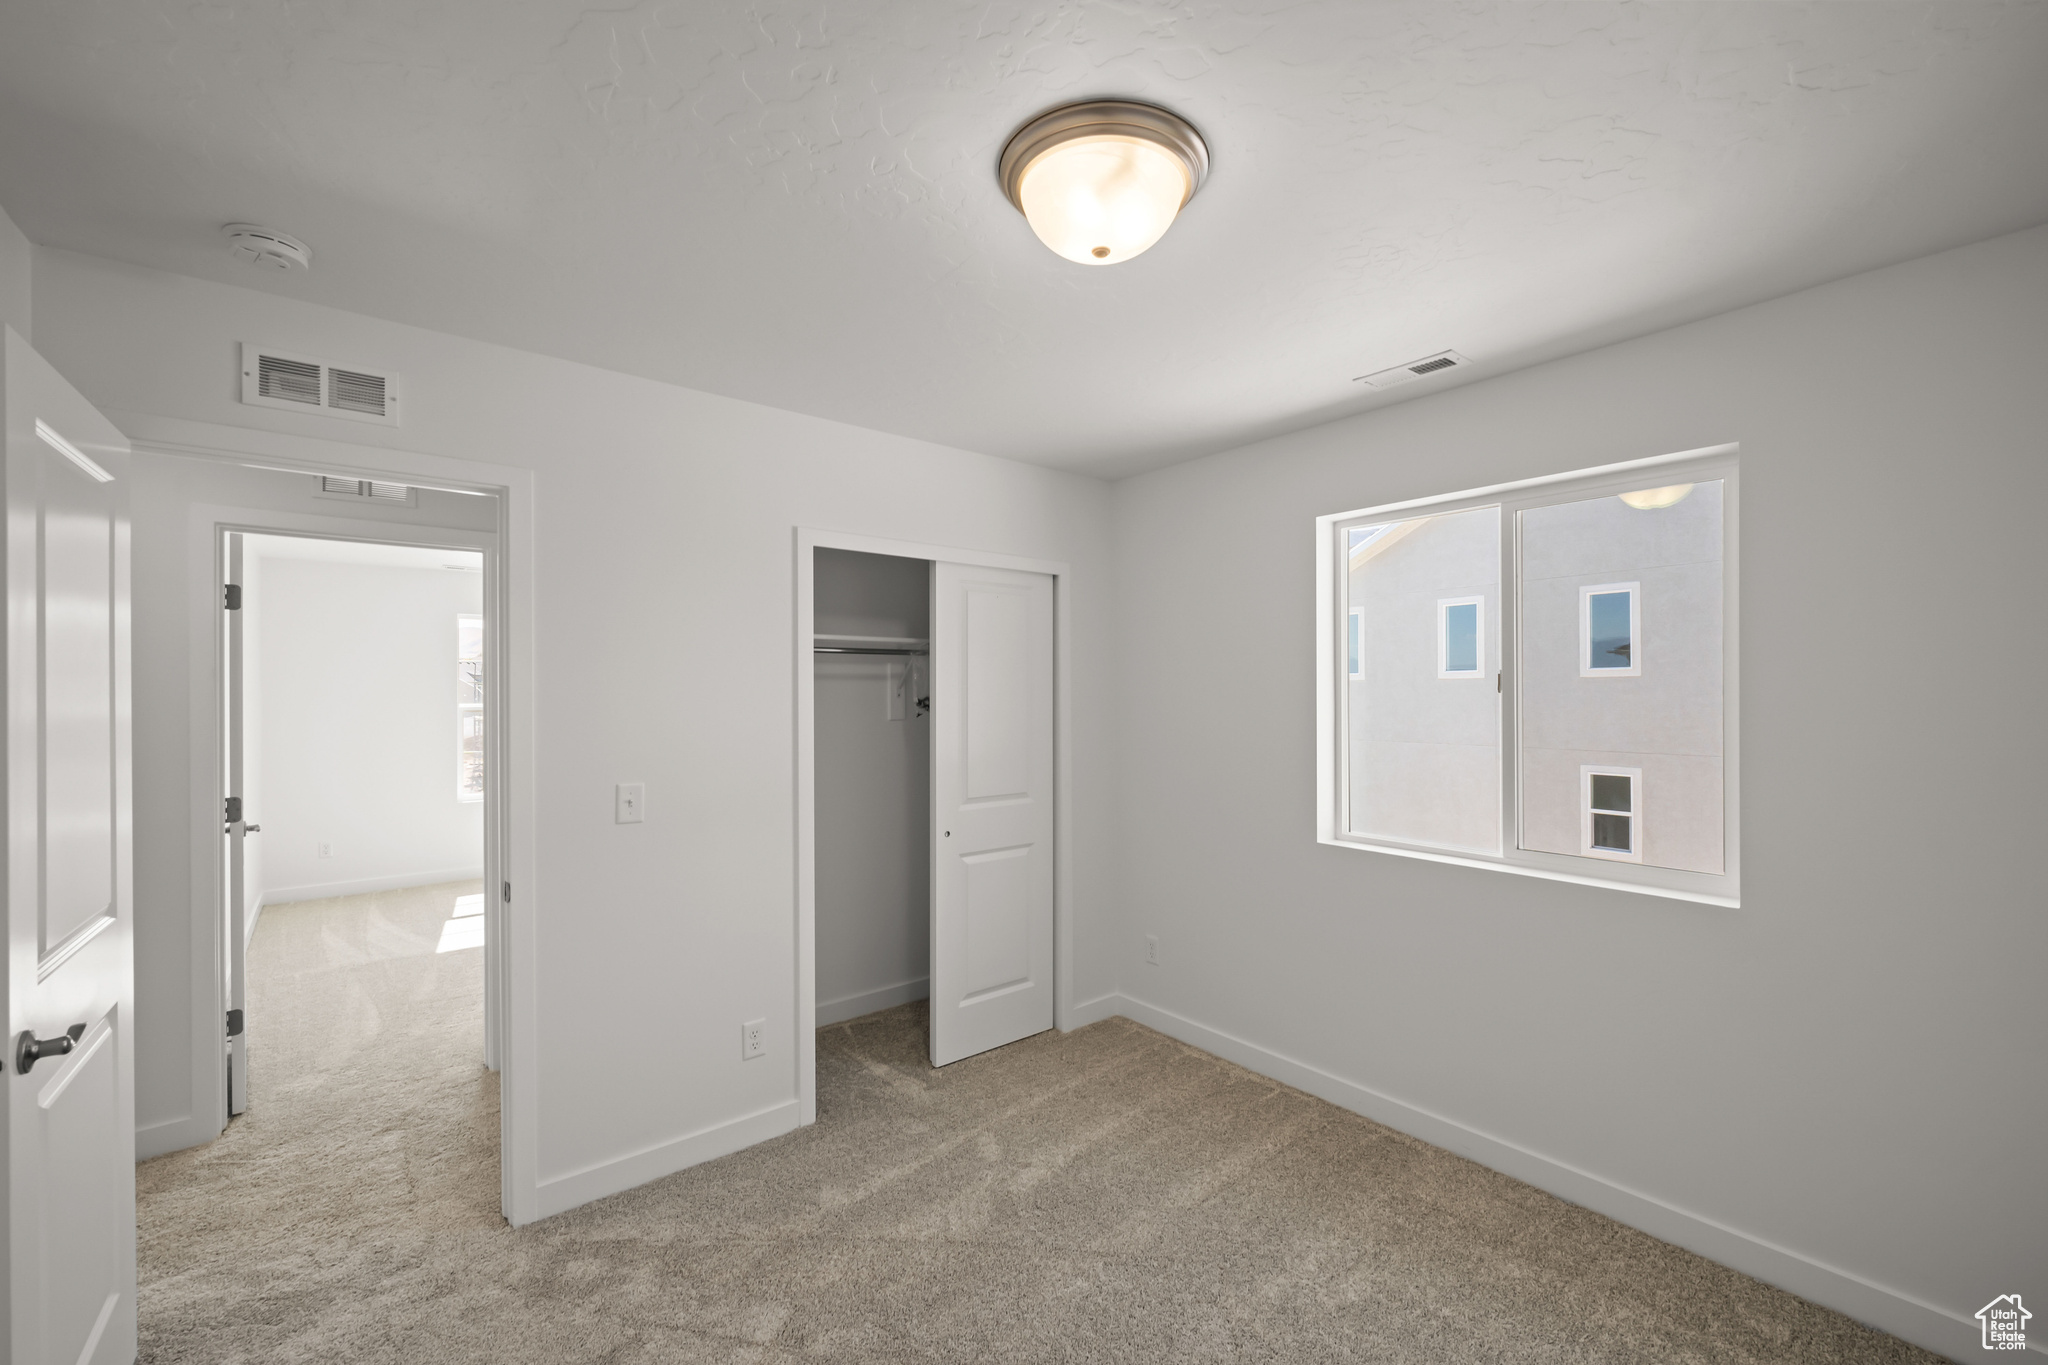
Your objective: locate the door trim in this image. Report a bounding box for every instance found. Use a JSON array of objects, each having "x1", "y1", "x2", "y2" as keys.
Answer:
[
  {"x1": 793, "y1": 528, "x2": 1073, "y2": 1127},
  {"x1": 118, "y1": 413, "x2": 543, "y2": 1228}
]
